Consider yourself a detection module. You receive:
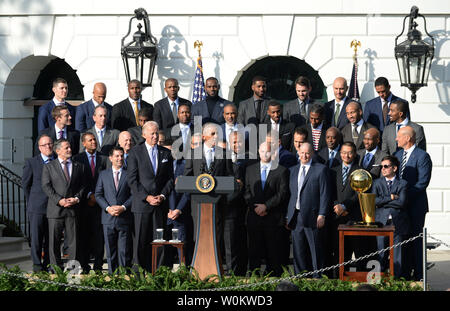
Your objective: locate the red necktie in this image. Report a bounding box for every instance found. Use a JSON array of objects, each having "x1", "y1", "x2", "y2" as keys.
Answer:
[{"x1": 90, "y1": 154, "x2": 95, "y2": 177}]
